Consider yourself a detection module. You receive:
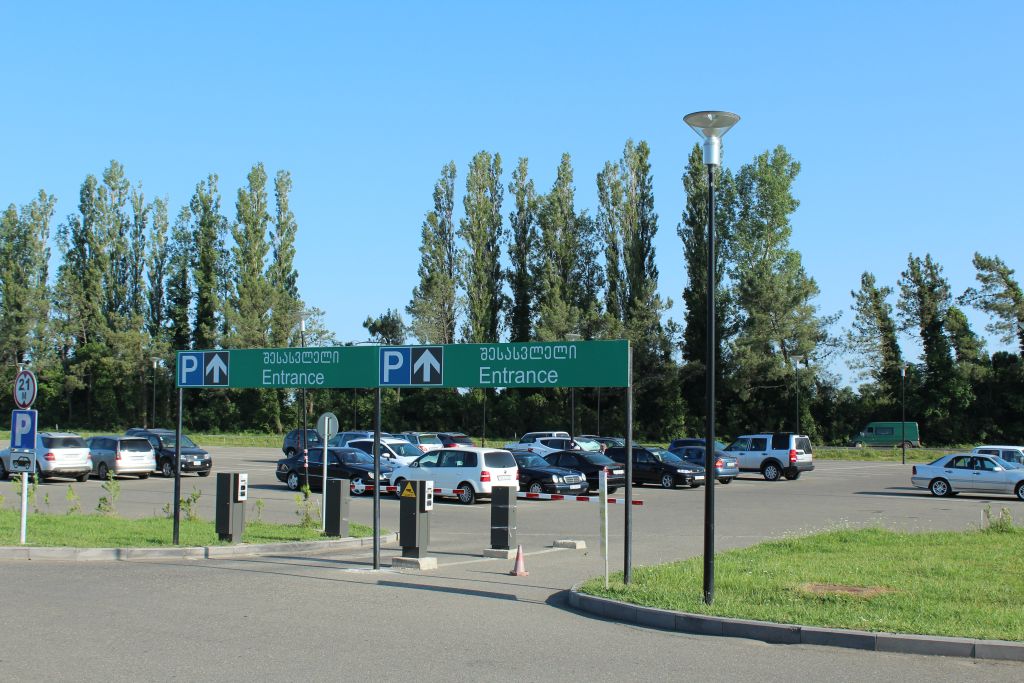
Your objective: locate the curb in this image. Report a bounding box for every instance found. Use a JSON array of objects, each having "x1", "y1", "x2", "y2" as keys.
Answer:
[
  {"x1": 568, "y1": 587, "x2": 1024, "y2": 662},
  {"x1": 0, "y1": 533, "x2": 398, "y2": 562}
]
